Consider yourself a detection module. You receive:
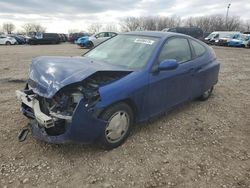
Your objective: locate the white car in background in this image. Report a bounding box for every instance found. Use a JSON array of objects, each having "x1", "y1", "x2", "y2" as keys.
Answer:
[
  {"x1": 0, "y1": 35, "x2": 17, "y2": 45},
  {"x1": 76, "y1": 32, "x2": 117, "y2": 48}
]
